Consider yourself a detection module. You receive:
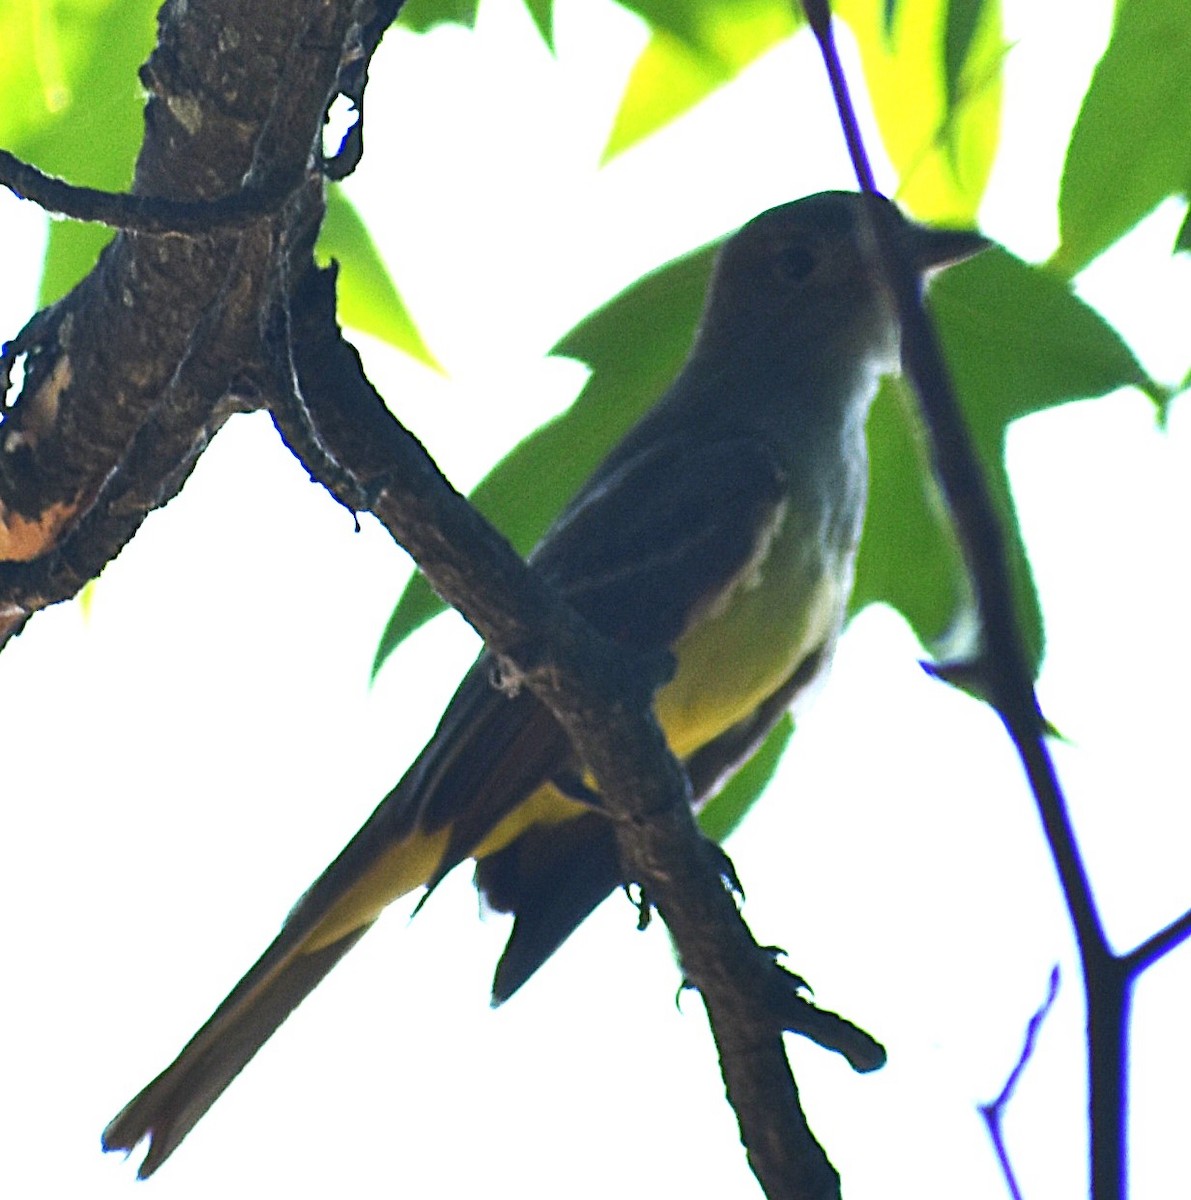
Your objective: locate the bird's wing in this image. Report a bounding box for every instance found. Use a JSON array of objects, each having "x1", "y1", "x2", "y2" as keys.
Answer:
[
  {"x1": 534, "y1": 430, "x2": 790, "y2": 649},
  {"x1": 424, "y1": 430, "x2": 793, "y2": 863}
]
